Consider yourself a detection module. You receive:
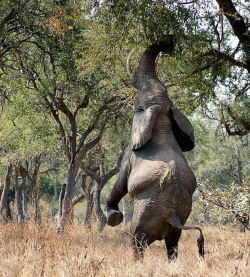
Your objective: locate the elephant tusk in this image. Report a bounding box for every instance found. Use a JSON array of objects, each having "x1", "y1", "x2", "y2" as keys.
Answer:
[{"x1": 126, "y1": 48, "x2": 136, "y2": 79}]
